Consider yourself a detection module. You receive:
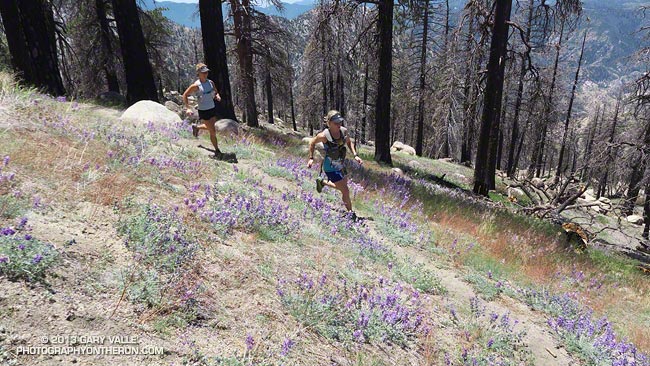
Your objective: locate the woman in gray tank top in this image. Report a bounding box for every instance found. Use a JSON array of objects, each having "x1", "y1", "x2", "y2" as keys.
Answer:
[{"x1": 182, "y1": 63, "x2": 223, "y2": 159}]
